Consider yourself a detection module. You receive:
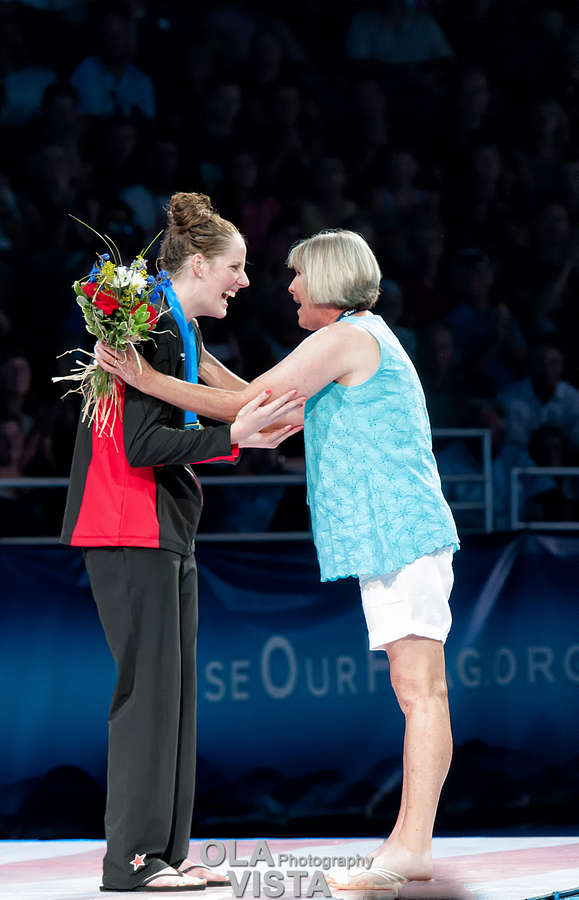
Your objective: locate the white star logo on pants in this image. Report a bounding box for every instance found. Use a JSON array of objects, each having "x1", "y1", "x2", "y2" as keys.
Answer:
[{"x1": 130, "y1": 853, "x2": 146, "y2": 871}]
